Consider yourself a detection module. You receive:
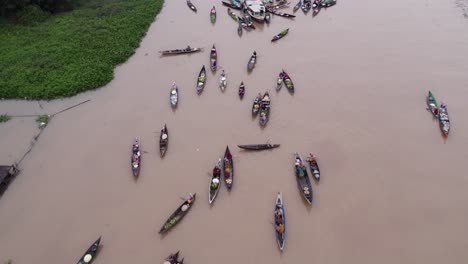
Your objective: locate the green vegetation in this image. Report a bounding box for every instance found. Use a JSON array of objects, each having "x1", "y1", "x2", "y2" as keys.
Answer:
[
  {"x1": 0, "y1": 114, "x2": 12, "y2": 123},
  {"x1": 36, "y1": 114, "x2": 49, "y2": 124},
  {"x1": 0, "y1": 0, "x2": 163, "y2": 99}
]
